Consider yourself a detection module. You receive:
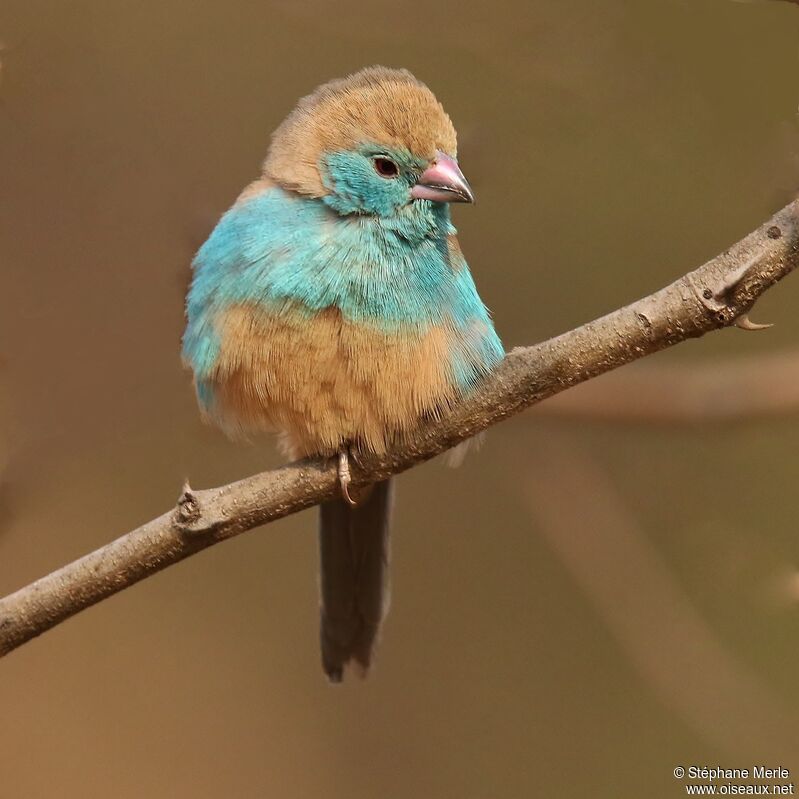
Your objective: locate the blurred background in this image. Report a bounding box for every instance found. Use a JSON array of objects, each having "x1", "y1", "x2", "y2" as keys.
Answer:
[{"x1": 2, "y1": 0, "x2": 799, "y2": 796}]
